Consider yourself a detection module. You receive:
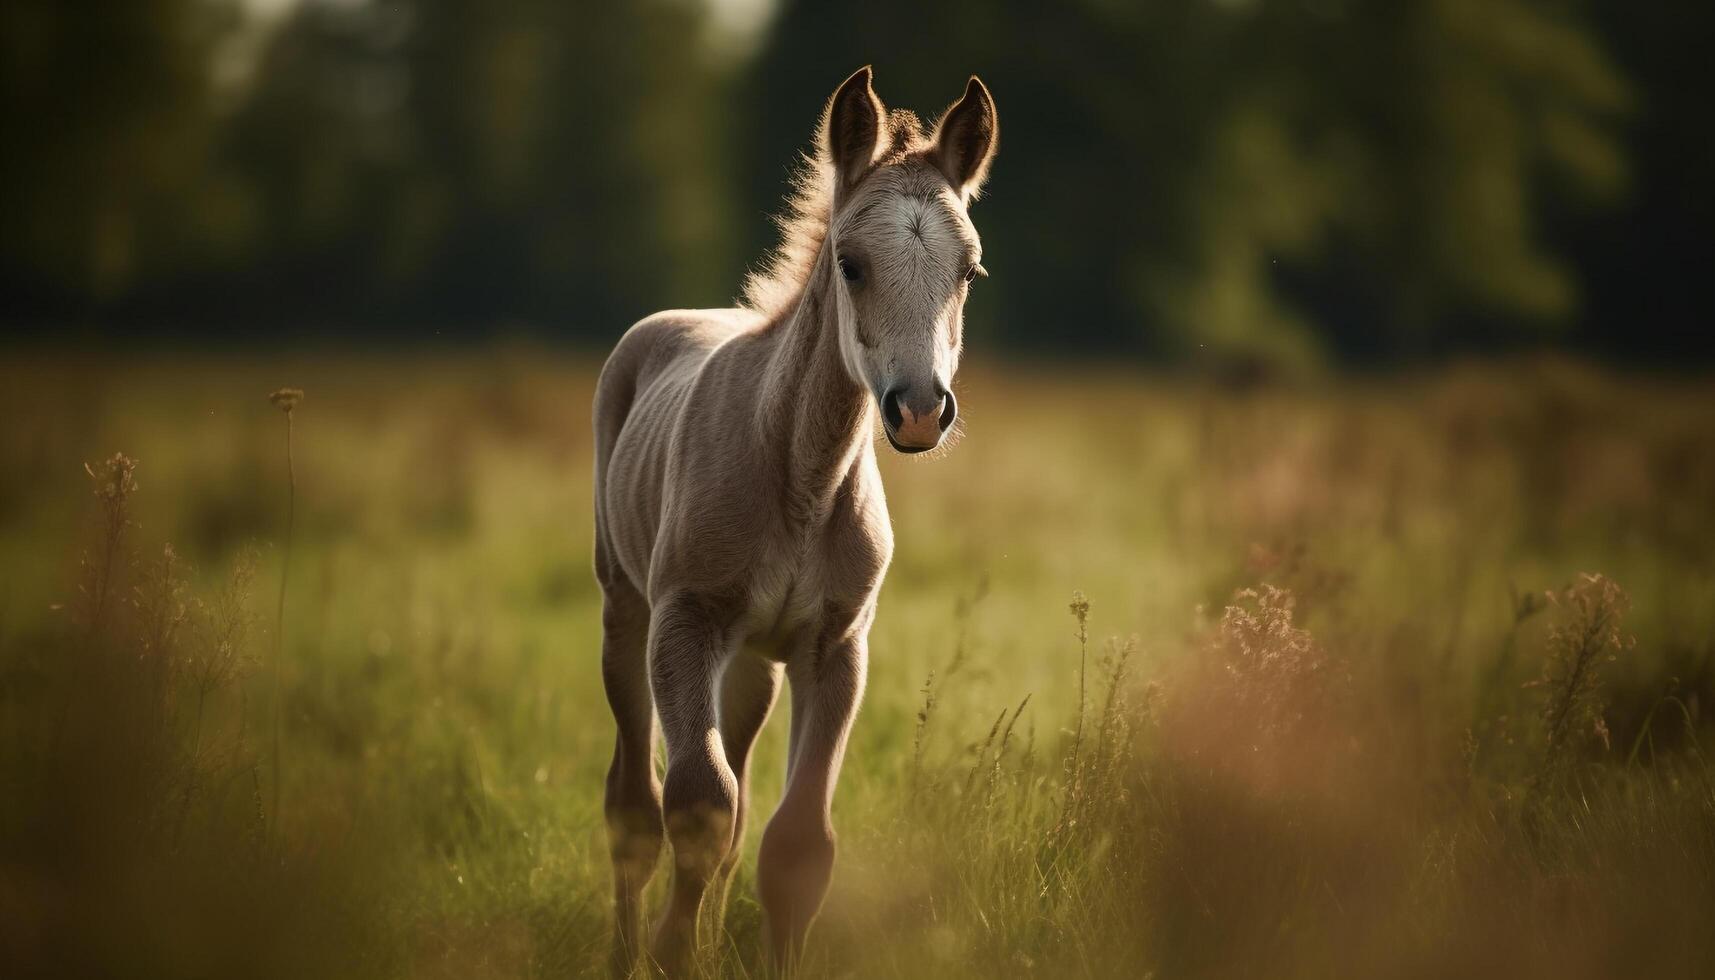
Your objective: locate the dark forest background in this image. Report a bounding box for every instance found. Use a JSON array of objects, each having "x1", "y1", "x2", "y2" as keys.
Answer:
[{"x1": 2, "y1": 0, "x2": 1709, "y2": 368}]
